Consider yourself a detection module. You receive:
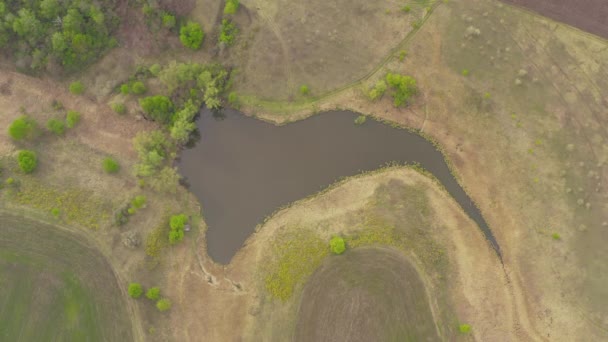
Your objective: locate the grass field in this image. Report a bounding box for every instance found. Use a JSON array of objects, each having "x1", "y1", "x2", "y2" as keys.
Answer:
[
  {"x1": 295, "y1": 247, "x2": 439, "y2": 342},
  {"x1": 0, "y1": 212, "x2": 133, "y2": 341}
]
